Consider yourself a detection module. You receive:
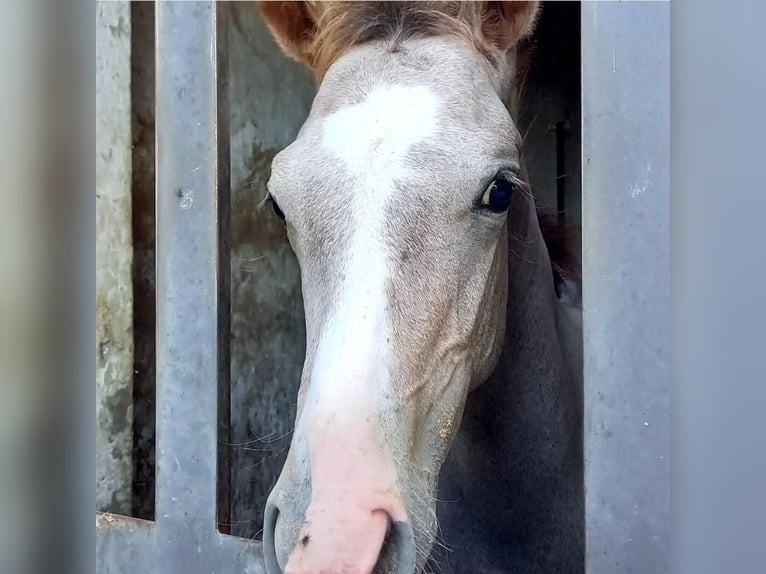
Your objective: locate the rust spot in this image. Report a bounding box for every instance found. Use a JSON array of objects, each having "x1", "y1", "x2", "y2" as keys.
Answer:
[
  {"x1": 96, "y1": 512, "x2": 153, "y2": 530},
  {"x1": 96, "y1": 512, "x2": 116, "y2": 528}
]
